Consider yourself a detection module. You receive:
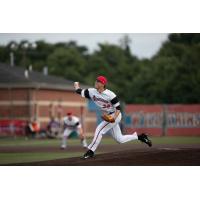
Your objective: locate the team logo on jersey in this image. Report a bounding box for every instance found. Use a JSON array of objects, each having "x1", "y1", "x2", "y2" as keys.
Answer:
[{"x1": 93, "y1": 95, "x2": 109, "y2": 104}]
